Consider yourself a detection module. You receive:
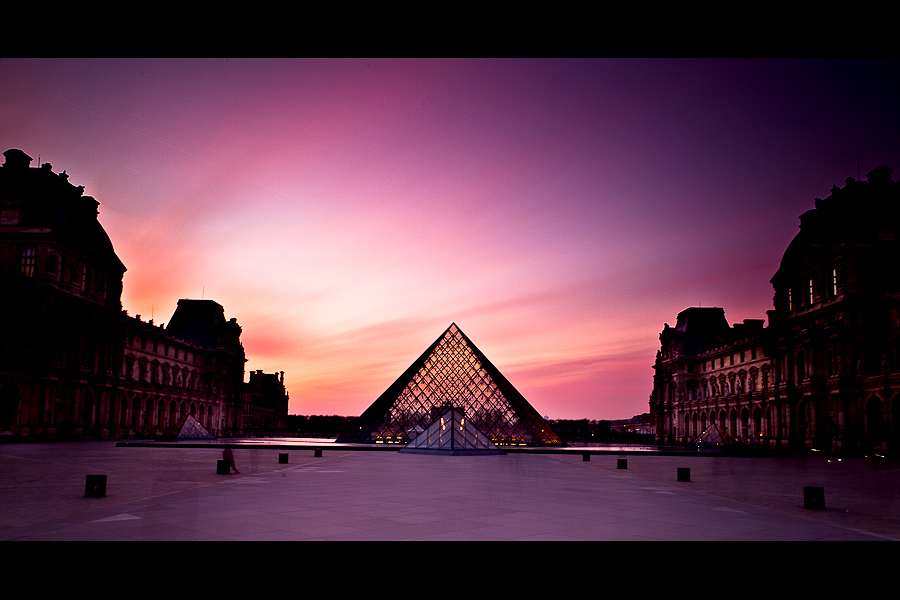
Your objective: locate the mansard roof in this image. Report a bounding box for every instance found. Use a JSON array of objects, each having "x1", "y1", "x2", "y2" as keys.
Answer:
[
  {"x1": 772, "y1": 165, "x2": 899, "y2": 283},
  {"x1": 165, "y1": 299, "x2": 243, "y2": 352},
  {"x1": 337, "y1": 323, "x2": 565, "y2": 447},
  {"x1": 0, "y1": 148, "x2": 125, "y2": 275}
]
